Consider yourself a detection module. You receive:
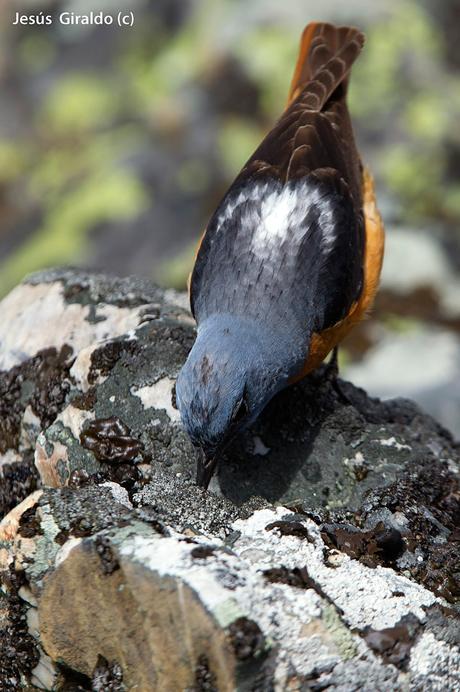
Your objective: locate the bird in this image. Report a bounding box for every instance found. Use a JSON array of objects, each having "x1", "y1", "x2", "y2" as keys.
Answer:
[{"x1": 175, "y1": 21, "x2": 385, "y2": 489}]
